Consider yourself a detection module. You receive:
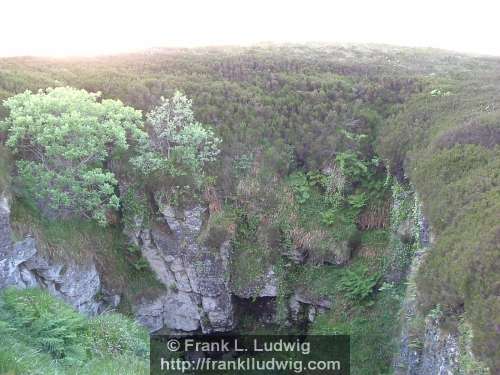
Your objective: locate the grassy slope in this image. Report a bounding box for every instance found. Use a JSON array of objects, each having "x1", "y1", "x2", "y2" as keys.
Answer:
[
  {"x1": 0, "y1": 288, "x2": 149, "y2": 375},
  {"x1": 377, "y1": 65, "x2": 500, "y2": 371}
]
